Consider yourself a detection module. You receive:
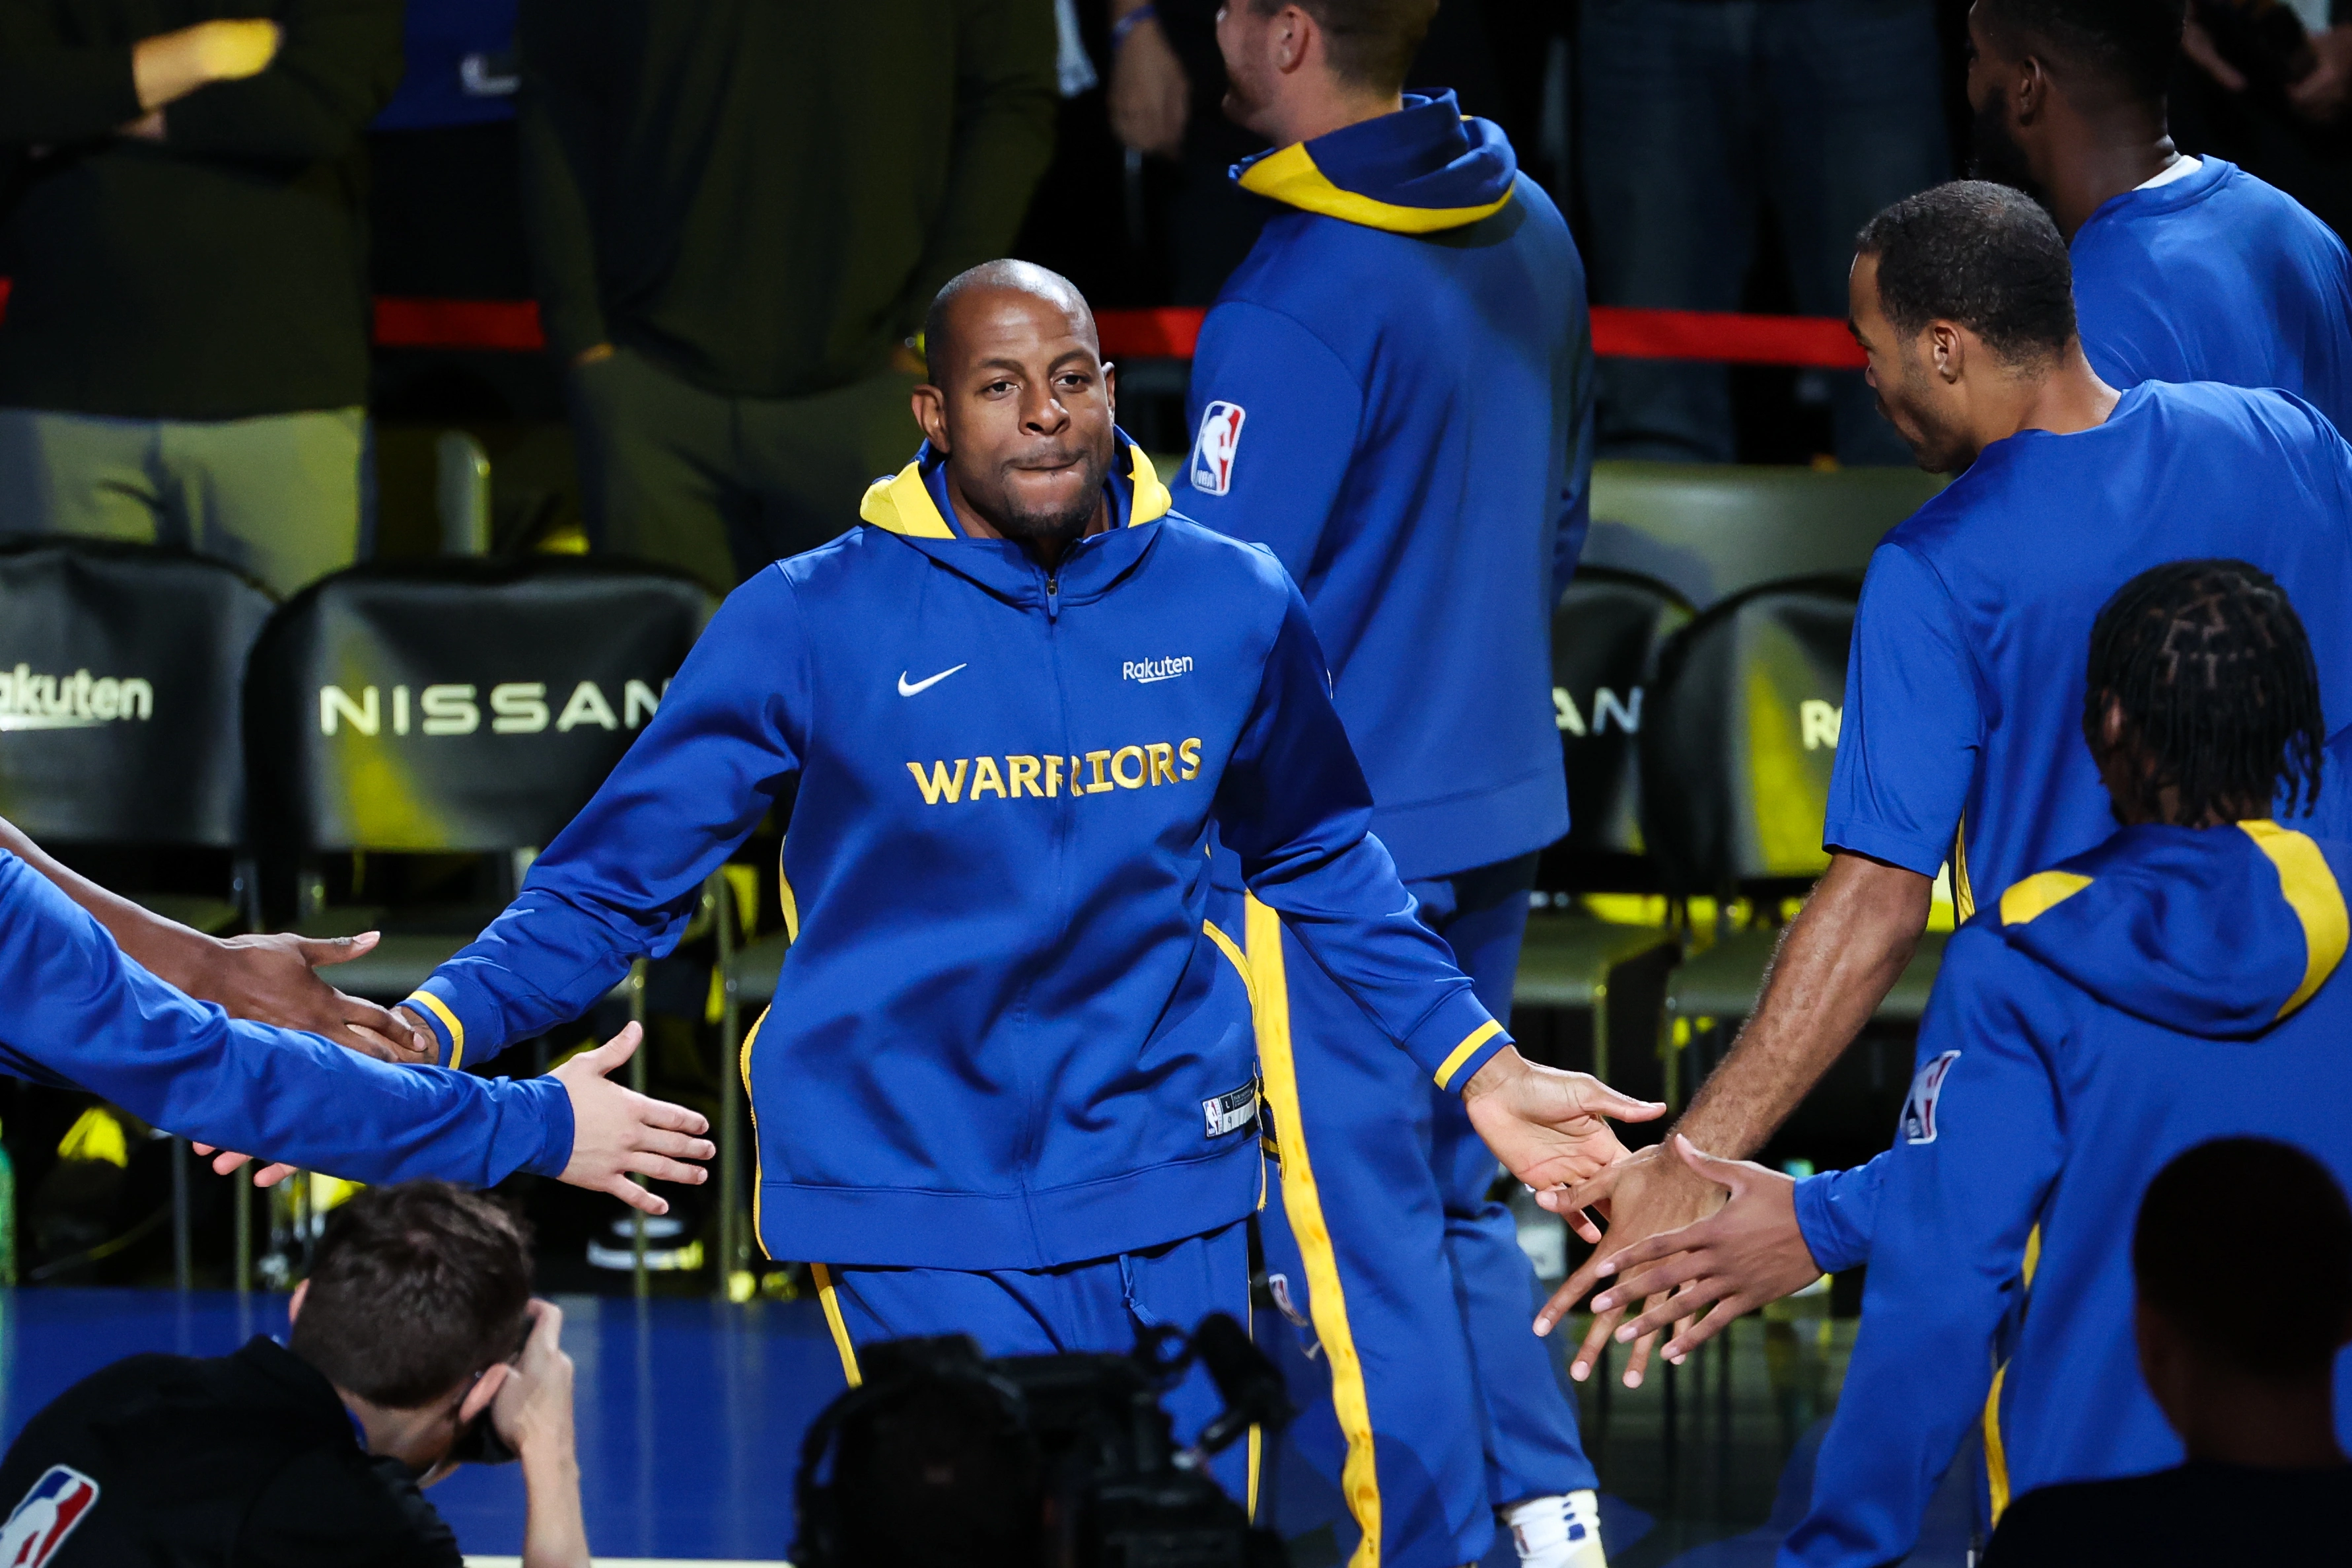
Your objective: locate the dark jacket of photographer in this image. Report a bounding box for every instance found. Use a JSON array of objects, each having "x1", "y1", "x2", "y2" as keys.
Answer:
[{"x1": 0, "y1": 1336, "x2": 460, "y2": 1566}]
